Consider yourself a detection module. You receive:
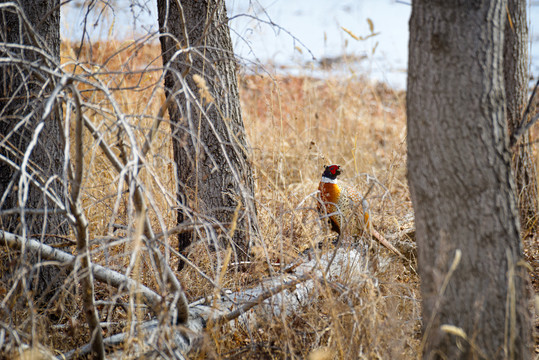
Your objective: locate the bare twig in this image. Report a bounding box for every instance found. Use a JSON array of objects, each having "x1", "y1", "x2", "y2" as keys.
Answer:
[
  {"x1": 82, "y1": 101, "x2": 189, "y2": 324},
  {"x1": 67, "y1": 83, "x2": 105, "y2": 359},
  {"x1": 510, "y1": 78, "x2": 539, "y2": 147},
  {"x1": 371, "y1": 228, "x2": 406, "y2": 260}
]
